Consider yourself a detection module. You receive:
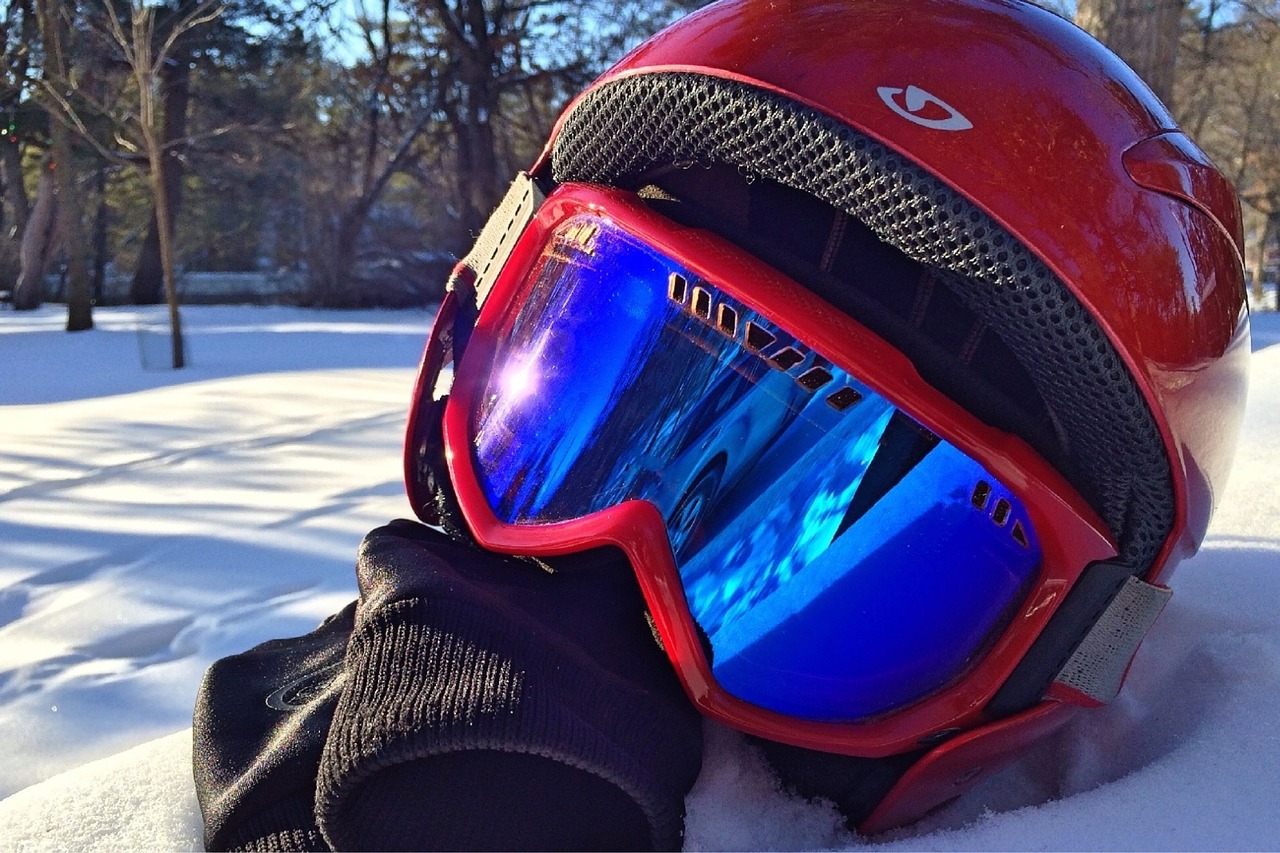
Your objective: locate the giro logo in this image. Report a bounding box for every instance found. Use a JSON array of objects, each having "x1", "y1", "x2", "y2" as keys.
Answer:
[{"x1": 877, "y1": 85, "x2": 973, "y2": 131}]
